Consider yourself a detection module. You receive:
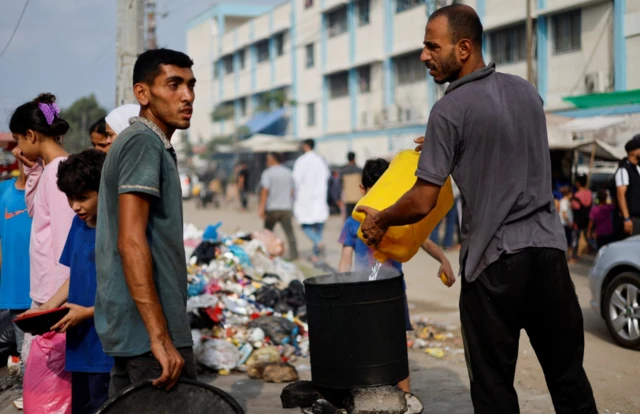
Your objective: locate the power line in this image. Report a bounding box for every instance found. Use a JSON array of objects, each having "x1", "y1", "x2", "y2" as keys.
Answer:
[{"x1": 0, "y1": 0, "x2": 30, "y2": 61}]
